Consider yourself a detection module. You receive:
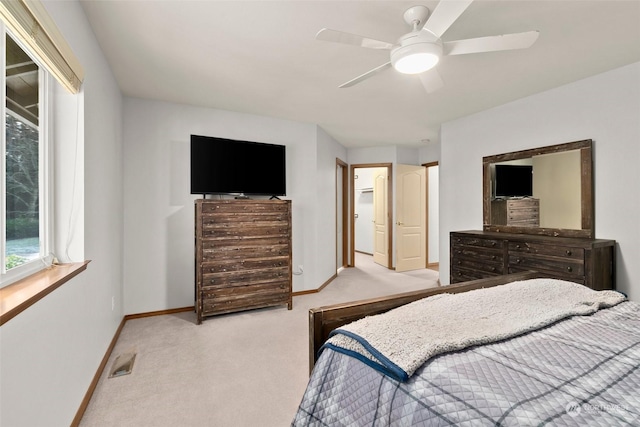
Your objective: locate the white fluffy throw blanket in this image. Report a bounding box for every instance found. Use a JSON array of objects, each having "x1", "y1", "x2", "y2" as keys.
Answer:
[{"x1": 323, "y1": 278, "x2": 625, "y2": 382}]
